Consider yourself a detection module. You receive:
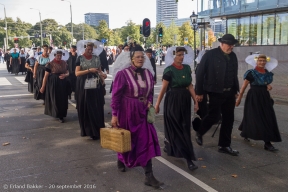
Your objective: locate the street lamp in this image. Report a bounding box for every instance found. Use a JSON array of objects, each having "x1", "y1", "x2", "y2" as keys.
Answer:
[
  {"x1": 0, "y1": 3, "x2": 9, "y2": 51},
  {"x1": 30, "y1": 8, "x2": 43, "y2": 46},
  {"x1": 61, "y1": 0, "x2": 73, "y2": 45},
  {"x1": 190, "y1": 11, "x2": 198, "y2": 70}
]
